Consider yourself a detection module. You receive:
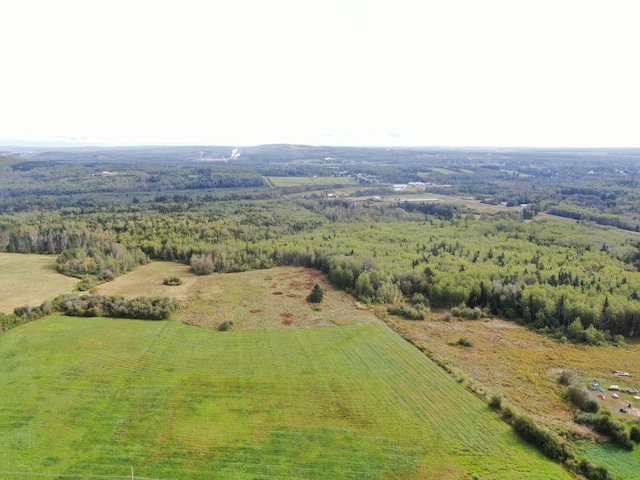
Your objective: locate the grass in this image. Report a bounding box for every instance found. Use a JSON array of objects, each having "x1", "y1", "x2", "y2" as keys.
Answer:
[
  {"x1": 98, "y1": 265, "x2": 380, "y2": 330},
  {"x1": 96, "y1": 261, "x2": 196, "y2": 302},
  {"x1": 0, "y1": 316, "x2": 572, "y2": 479},
  {"x1": 393, "y1": 313, "x2": 640, "y2": 478},
  {"x1": 267, "y1": 176, "x2": 358, "y2": 187},
  {"x1": 0, "y1": 253, "x2": 79, "y2": 314},
  {"x1": 430, "y1": 167, "x2": 461, "y2": 175}
]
